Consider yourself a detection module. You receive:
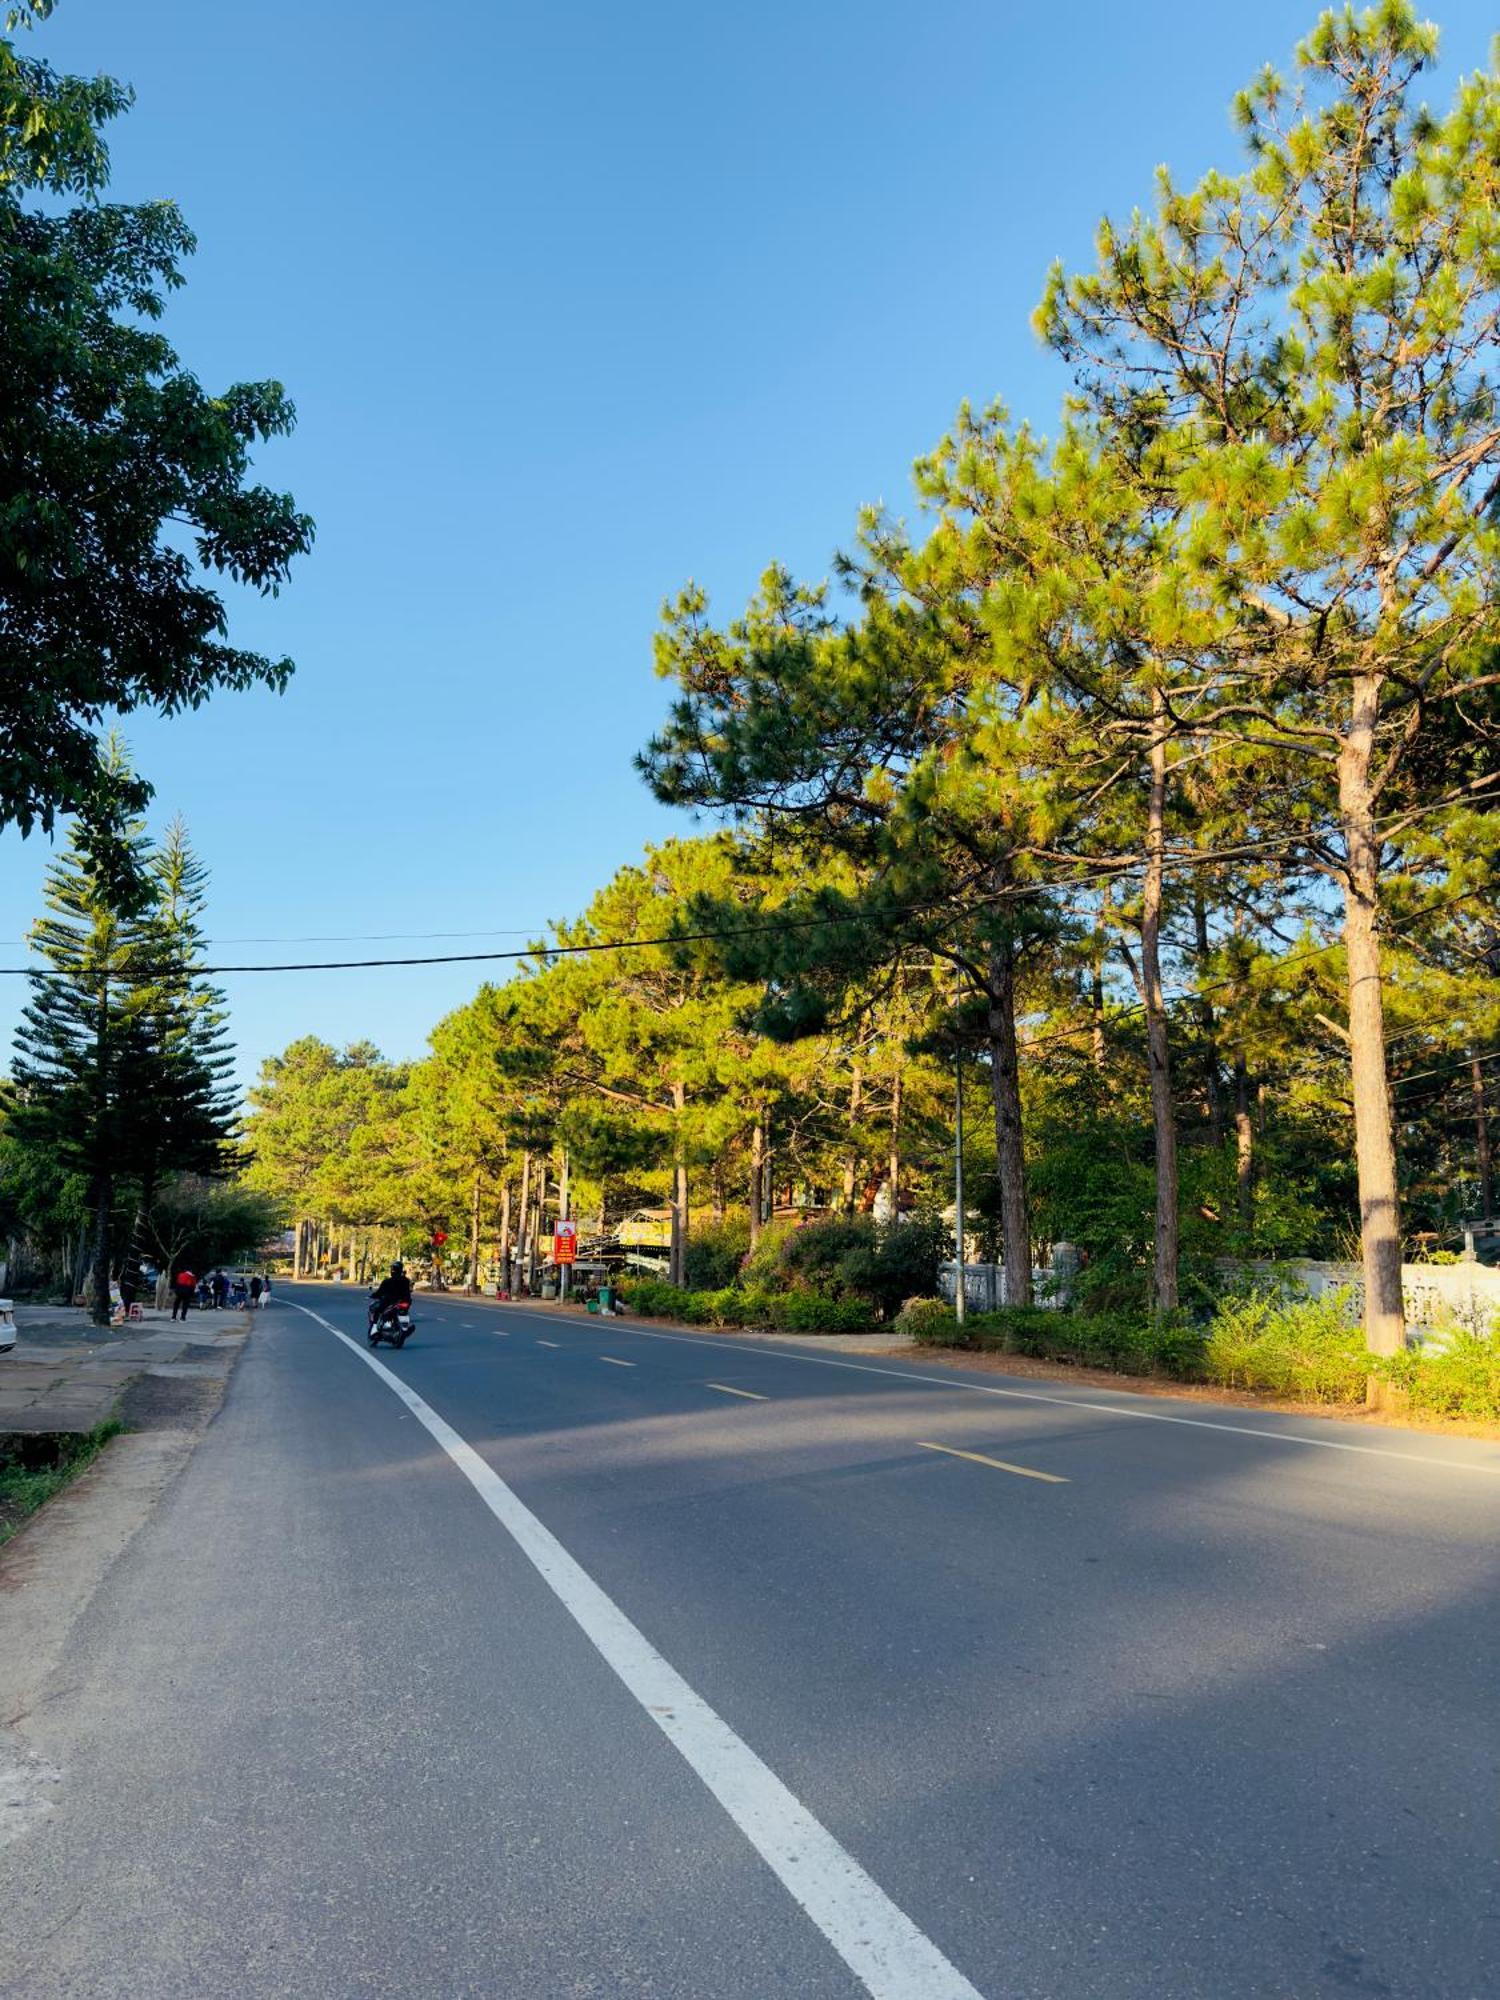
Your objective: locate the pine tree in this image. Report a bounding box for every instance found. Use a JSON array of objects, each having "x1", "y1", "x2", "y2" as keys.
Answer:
[
  {"x1": 123, "y1": 815, "x2": 240, "y2": 1274},
  {"x1": 1036, "y1": 3, "x2": 1500, "y2": 1349},
  {"x1": 7, "y1": 749, "x2": 156, "y2": 1321}
]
